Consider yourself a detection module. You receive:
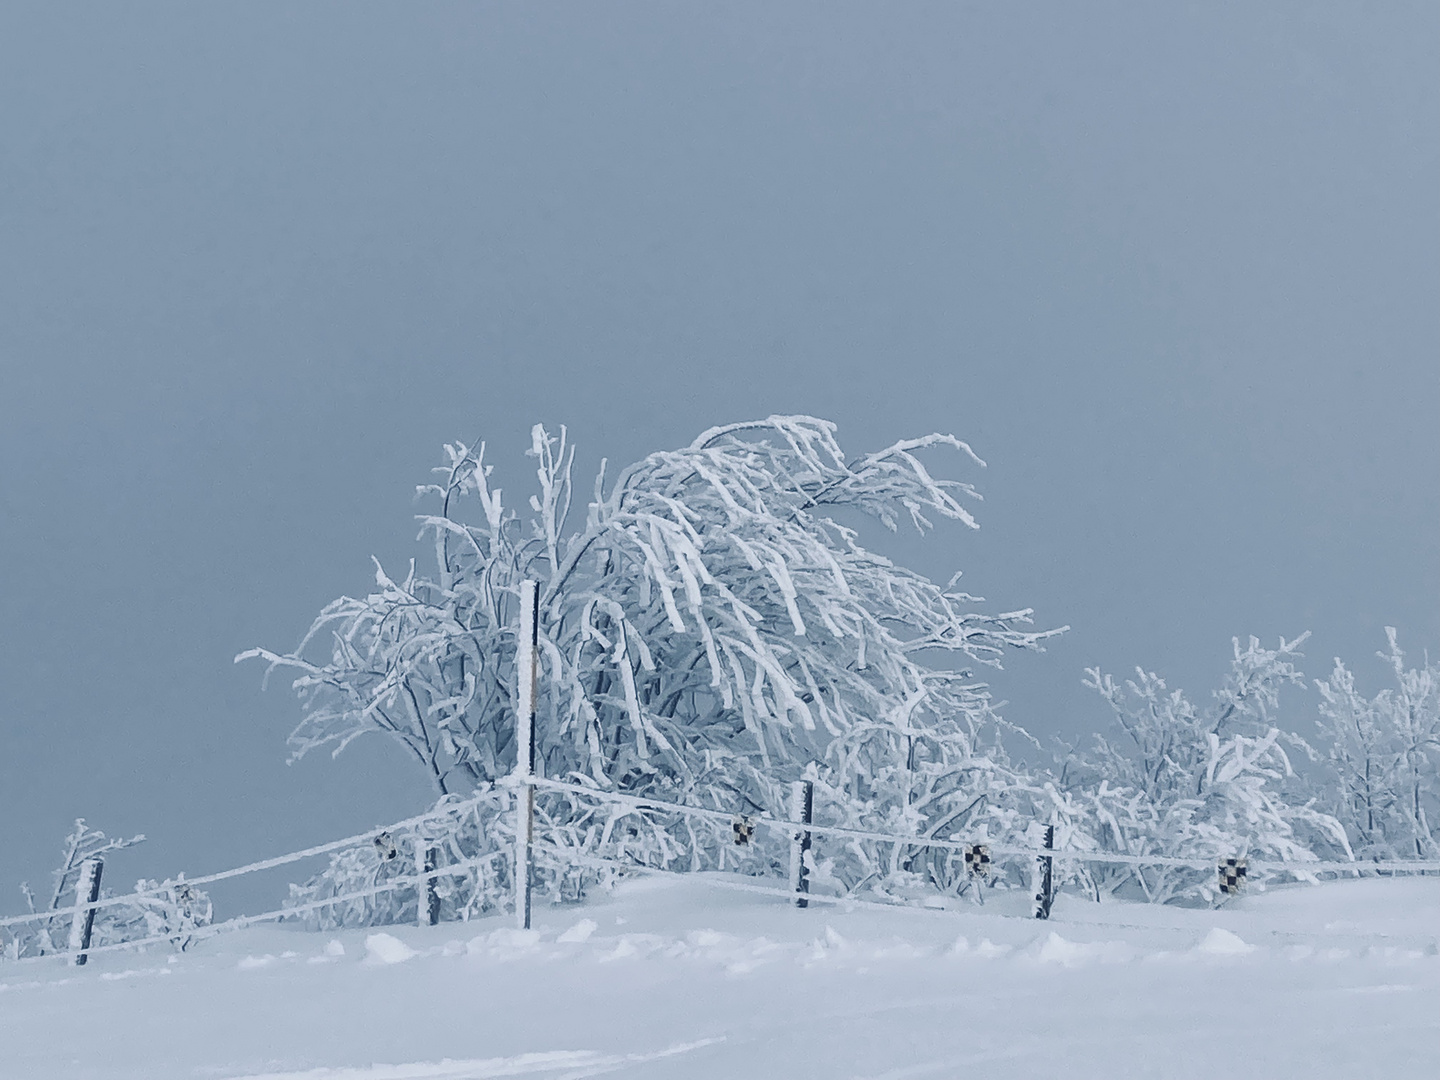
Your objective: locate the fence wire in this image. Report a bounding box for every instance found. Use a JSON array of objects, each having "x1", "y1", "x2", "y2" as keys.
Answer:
[{"x1": 6, "y1": 774, "x2": 1439, "y2": 964}]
